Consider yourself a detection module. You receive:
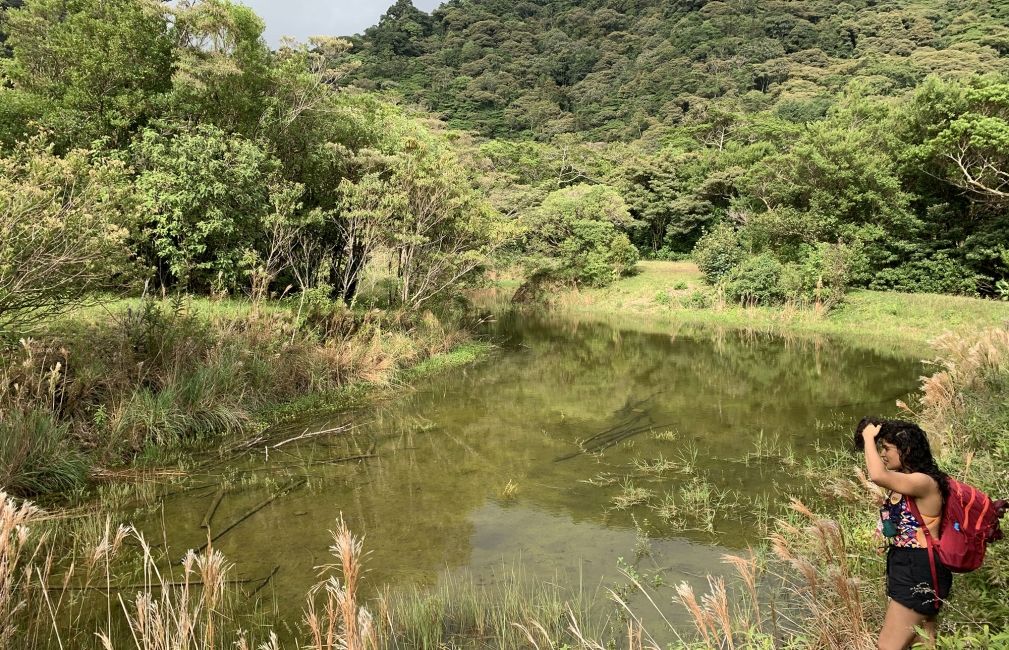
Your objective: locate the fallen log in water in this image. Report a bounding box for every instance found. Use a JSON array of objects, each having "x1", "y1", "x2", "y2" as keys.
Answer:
[
  {"x1": 196, "y1": 478, "x2": 307, "y2": 553},
  {"x1": 554, "y1": 418, "x2": 676, "y2": 462},
  {"x1": 249, "y1": 564, "x2": 280, "y2": 598},
  {"x1": 201, "y1": 486, "x2": 226, "y2": 529},
  {"x1": 47, "y1": 573, "x2": 272, "y2": 592}
]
